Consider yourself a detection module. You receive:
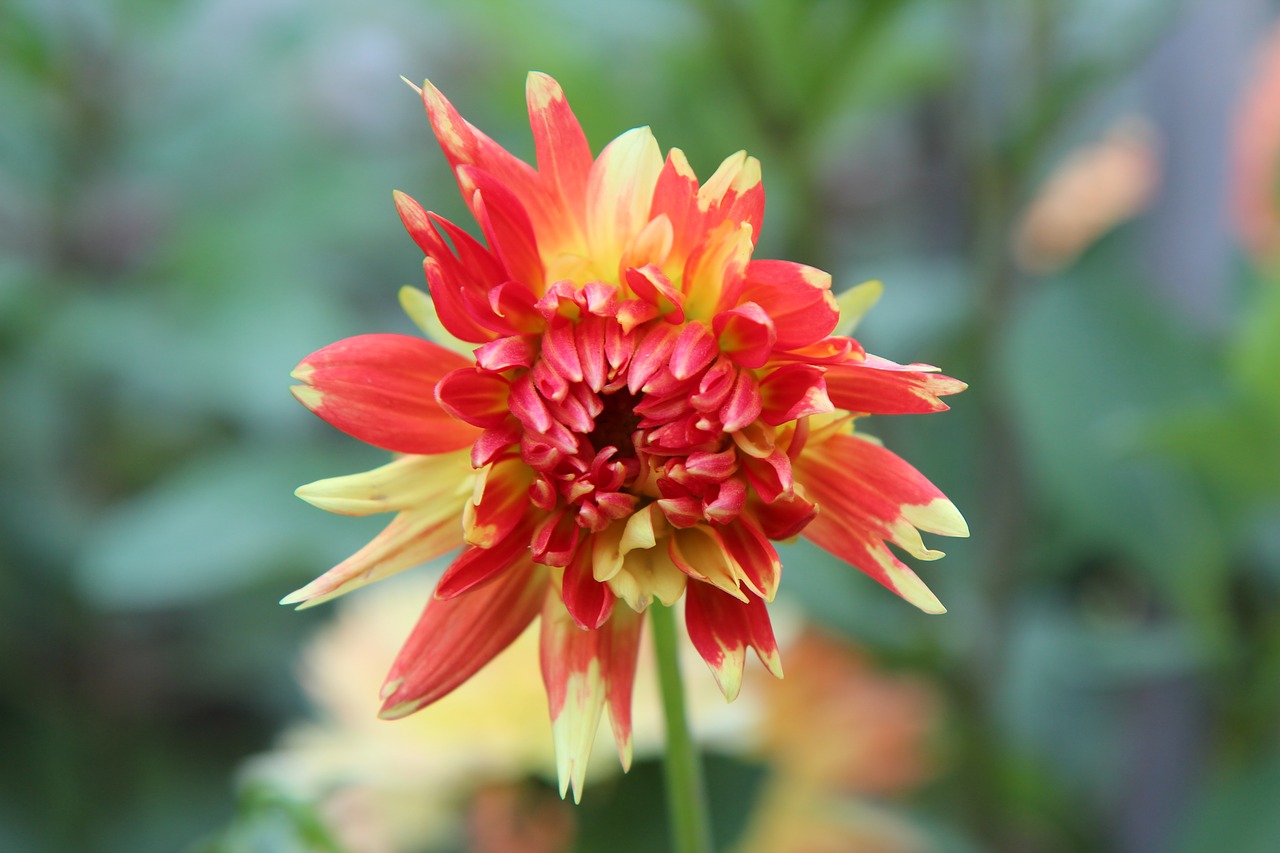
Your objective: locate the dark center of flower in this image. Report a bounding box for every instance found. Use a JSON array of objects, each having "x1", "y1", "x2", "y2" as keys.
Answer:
[{"x1": 588, "y1": 389, "x2": 642, "y2": 458}]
